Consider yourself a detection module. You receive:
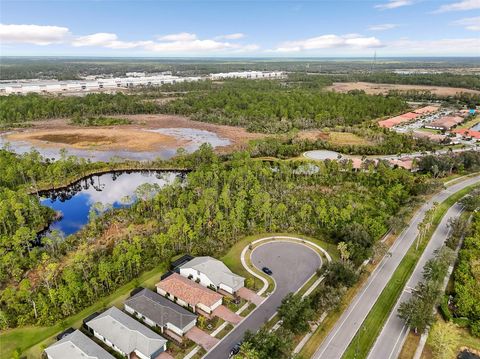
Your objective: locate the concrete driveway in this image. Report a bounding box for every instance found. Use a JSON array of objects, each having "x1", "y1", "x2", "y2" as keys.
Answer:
[
  {"x1": 186, "y1": 327, "x2": 219, "y2": 351},
  {"x1": 203, "y1": 241, "x2": 322, "y2": 359},
  {"x1": 213, "y1": 305, "x2": 242, "y2": 324},
  {"x1": 237, "y1": 287, "x2": 263, "y2": 306}
]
